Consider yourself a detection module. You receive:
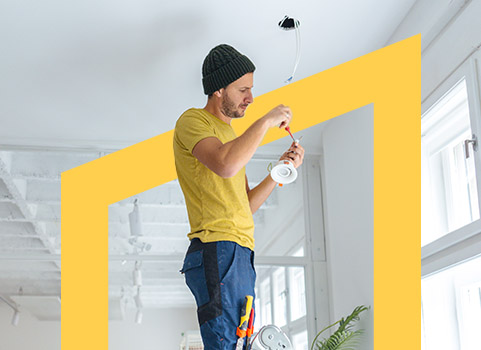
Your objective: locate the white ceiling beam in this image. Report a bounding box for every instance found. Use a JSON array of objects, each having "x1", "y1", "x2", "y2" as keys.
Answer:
[
  {"x1": 7, "y1": 151, "x2": 99, "y2": 179},
  {"x1": 1, "y1": 197, "x2": 190, "y2": 208},
  {"x1": 0, "y1": 217, "x2": 60, "y2": 223},
  {"x1": 0, "y1": 234, "x2": 55, "y2": 240},
  {"x1": 0, "y1": 261, "x2": 61, "y2": 272},
  {"x1": 0, "y1": 156, "x2": 58, "y2": 257},
  {"x1": 0, "y1": 271, "x2": 61, "y2": 281},
  {"x1": 108, "y1": 273, "x2": 185, "y2": 282},
  {"x1": 0, "y1": 284, "x2": 60, "y2": 296},
  {"x1": 0, "y1": 221, "x2": 37, "y2": 235},
  {"x1": 0, "y1": 236, "x2": 47, "y2": 249},
  {"x1": 0, "y1": 254, "x2": 61, "y2": 261},
  {"x1": 0, "y1": 217, "x2": 191, "y2": 225}
]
